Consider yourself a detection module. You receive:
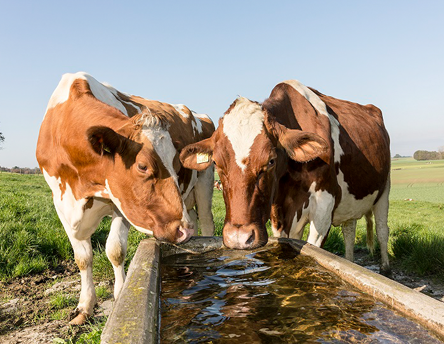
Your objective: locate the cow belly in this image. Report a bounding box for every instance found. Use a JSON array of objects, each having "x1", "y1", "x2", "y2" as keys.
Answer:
[{"x1": 332, "y1": 171, "x2": 378, "y2": 226}]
